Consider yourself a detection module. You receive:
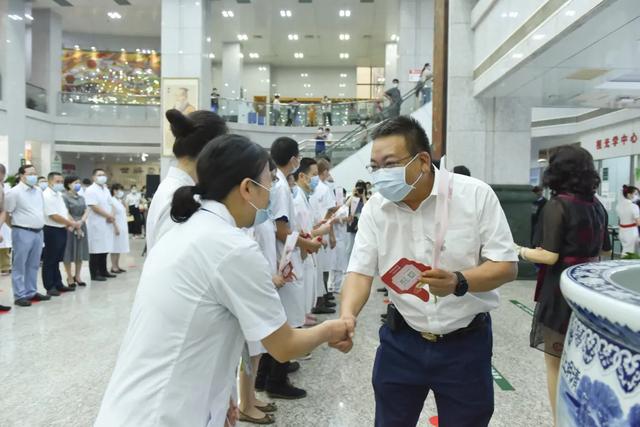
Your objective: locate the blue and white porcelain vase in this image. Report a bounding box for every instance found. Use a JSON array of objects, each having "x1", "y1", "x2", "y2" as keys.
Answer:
[{"x1": 559, "y1": 260, "x2": 640, "y2": 427}]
